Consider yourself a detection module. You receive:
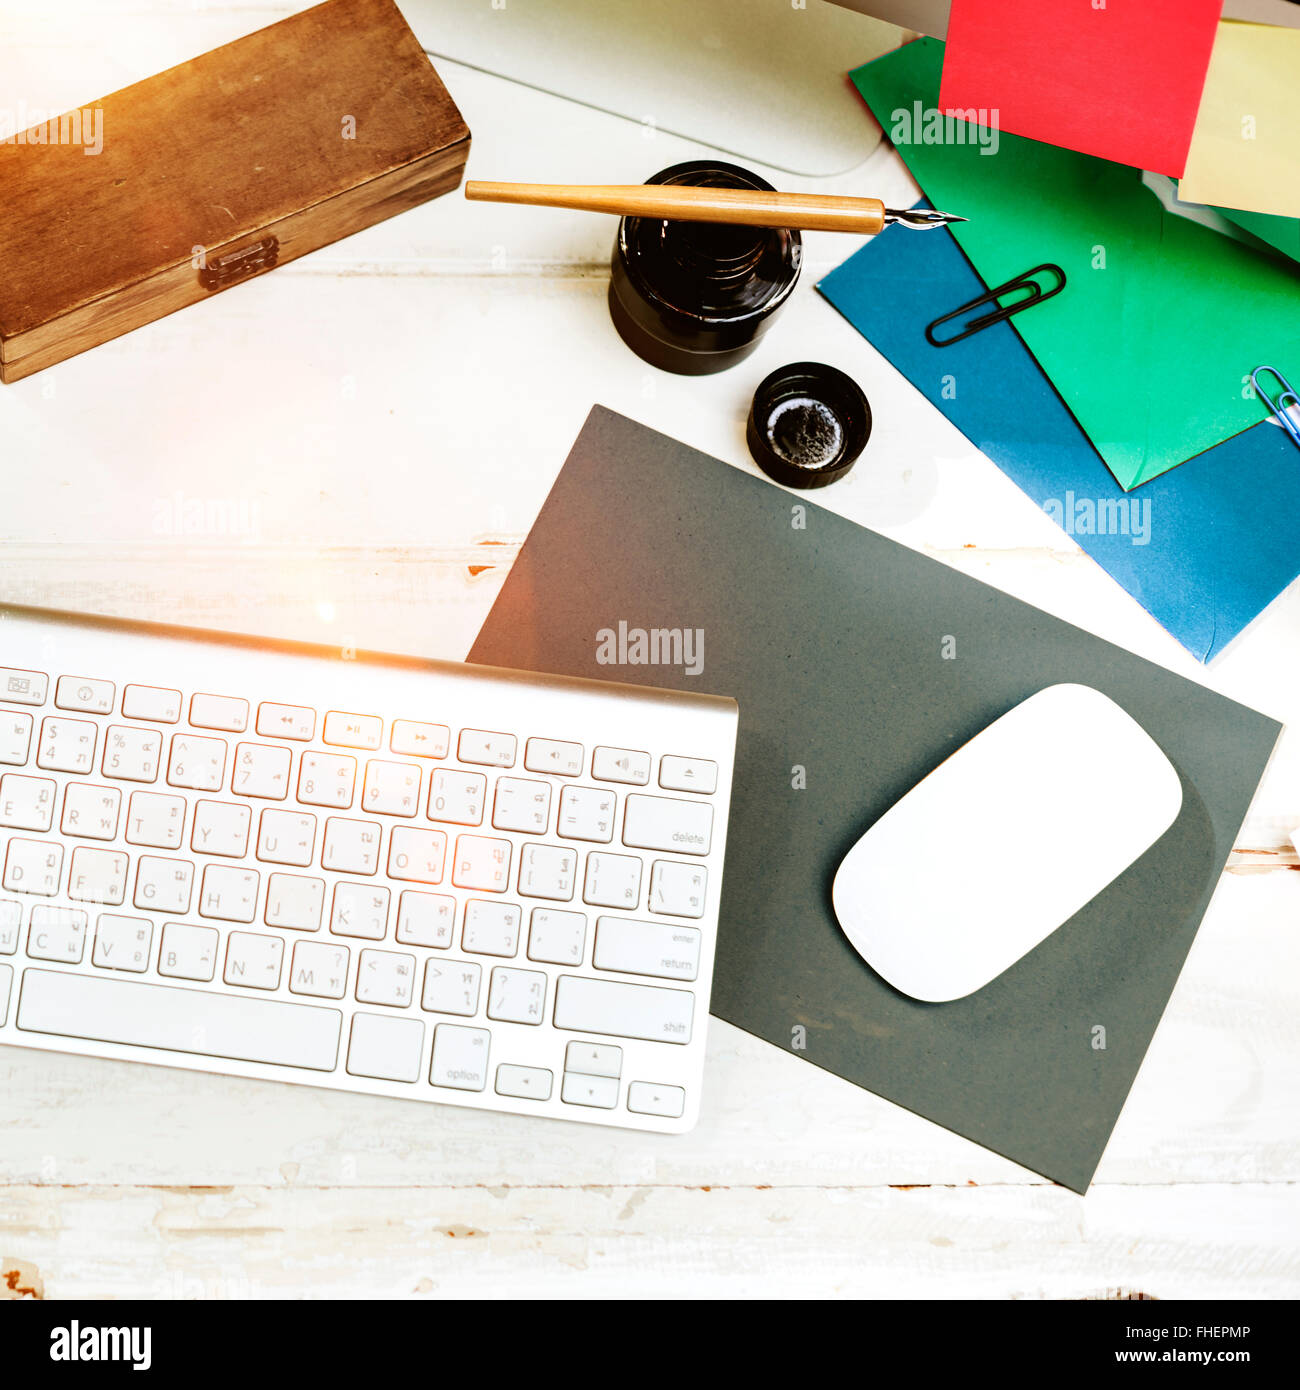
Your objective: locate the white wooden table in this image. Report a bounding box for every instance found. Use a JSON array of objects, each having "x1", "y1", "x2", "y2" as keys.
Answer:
[{"x1": 2, "y1": 3, "x2": 1298, "y2": 1301}]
